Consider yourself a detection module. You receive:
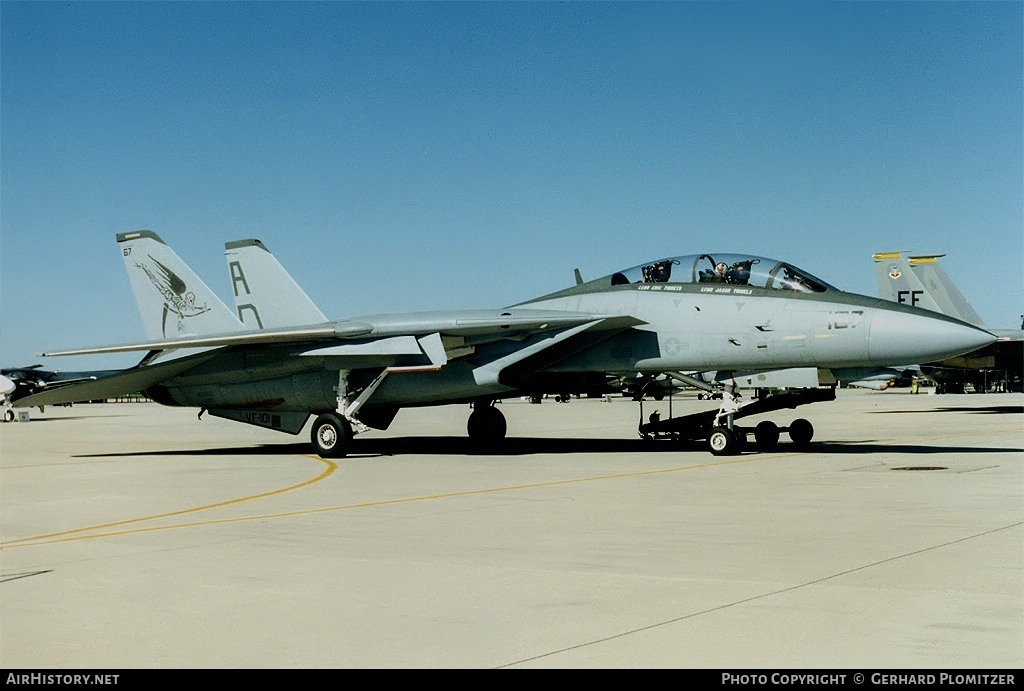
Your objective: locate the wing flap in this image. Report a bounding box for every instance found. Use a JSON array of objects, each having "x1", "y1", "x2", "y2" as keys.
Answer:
[
  {"x1": 298, "y1": 333, "x2": 449, "y2": 372},
  {"x1": 297, "y1": 335, "x2": 425, "y2": 358}
]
